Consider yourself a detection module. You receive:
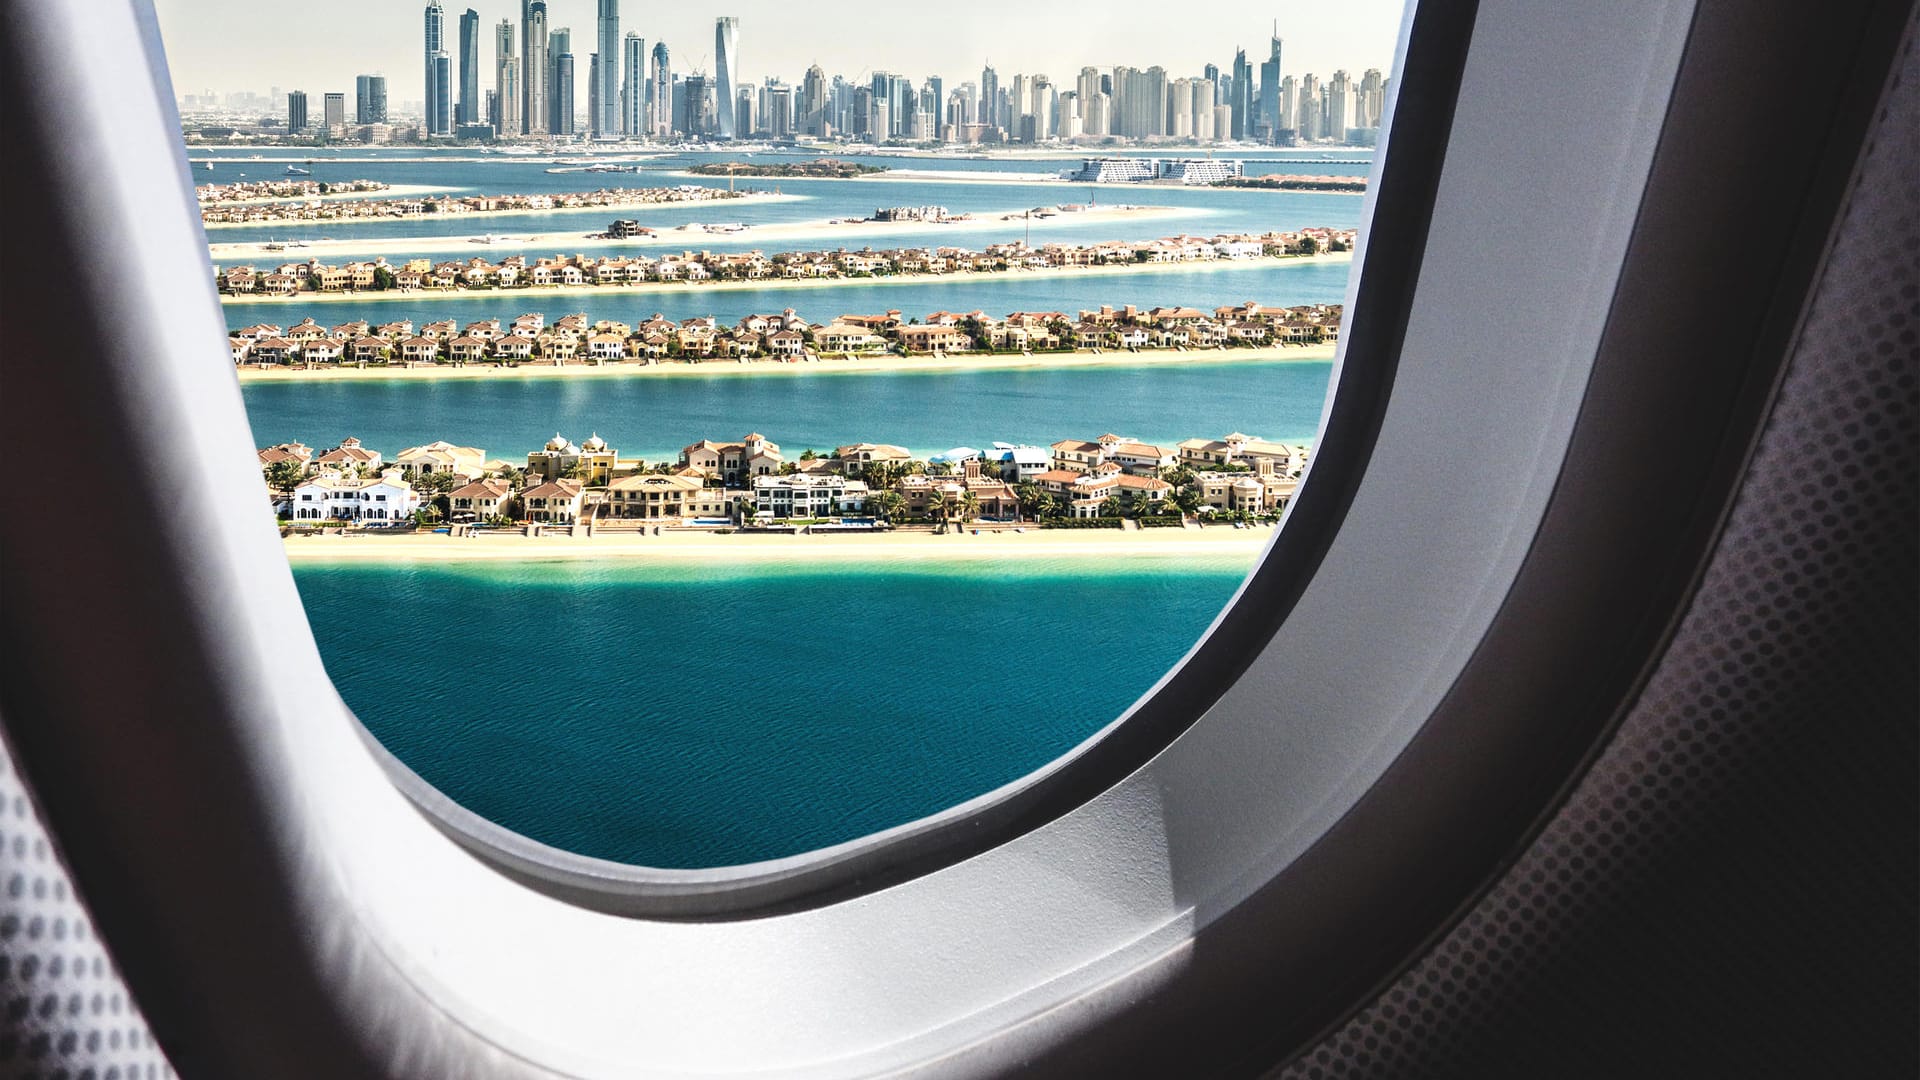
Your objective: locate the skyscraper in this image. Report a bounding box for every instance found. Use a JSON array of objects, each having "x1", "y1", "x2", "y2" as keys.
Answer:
[
  {"x1": 355, "y1": 75, "x2": 388, "y2": 124},
  {"x1": 649, "y1": 42, "x2": 671, "y2": 137},
  {"x1": 621, "y1": 33, "x2": 645, "y2": 137},
  {"x1": 457, "y1": 9, "x2": 480, "y2": 126},
  {"x1": 1258, "y1": 29, "x2": 1283, "y2": 143},
  {"x1": 495, "y1": 19, "x2": 518, "y2": 135},
  {"x1": 519, "y1": 0, "x2": 532, "y2": 132},
  {"x1": 980, "y1": 64, "x2": 999, "y2": 134},
  {"x1": 1229, "y1": 47, "x2": 1252, "y2": 140},
  {"x1": 549, "y1": 27, "x2": 572, "y2": 134},
  {"x1": 713, "y1": 17, "x2": 740, "y2": 139},
  {"x1": 595, "y1": 0, "x2": 621, "y2": 138},
  {"x1": 323, "y1": 92, "x2": 346, "y2": 133},
  {"x1": 553, "y1": 46, "x2": 575, "y2": 135},
  {"x1": 423, "y1": 2, "x2": 447, "y2": 134},
  {"x1": 524, "y1": 1, "x2": 548, "y2": 134},
  {"x1": 431, "y1": 53, "x2": 452, "y2": 134},
  {"x1": 802, "y1": 64, "x2": 828, "y2": 136},
  {"x1": 287, "y1": 90, "x2": 308, "y2": 134}
]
